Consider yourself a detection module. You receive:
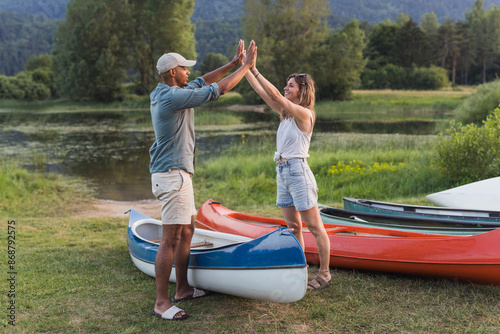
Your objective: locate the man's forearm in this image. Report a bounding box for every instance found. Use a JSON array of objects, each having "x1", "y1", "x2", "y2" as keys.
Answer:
[
  {"x1": 202, "y1": 61, "x2": 237, "y2": 85},
  {"x1": 217, "y1": 64, "x2": 251, "y2": 95}
]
